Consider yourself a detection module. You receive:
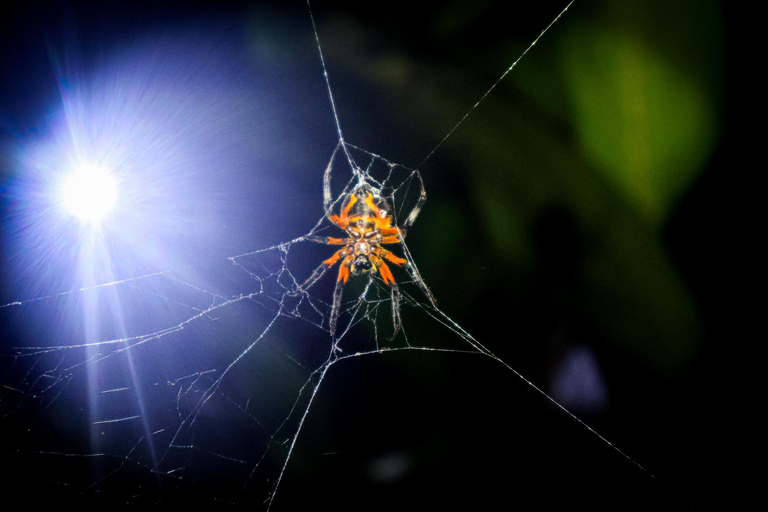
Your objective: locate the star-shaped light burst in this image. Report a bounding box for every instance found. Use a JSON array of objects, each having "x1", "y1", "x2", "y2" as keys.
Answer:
[{"x1": 61, "y1": 162, "x2": 119, "y2": 224}]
